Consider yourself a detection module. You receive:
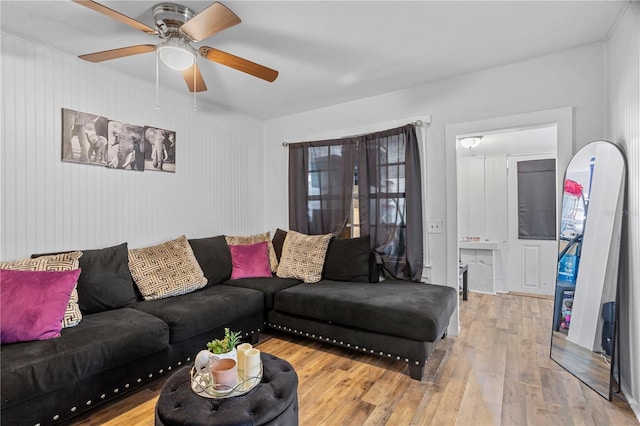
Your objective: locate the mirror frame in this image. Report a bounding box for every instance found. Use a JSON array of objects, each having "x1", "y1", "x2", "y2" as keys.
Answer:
[{"x1": 550, "y1": 140, "x2": 627, "y2": 400}]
